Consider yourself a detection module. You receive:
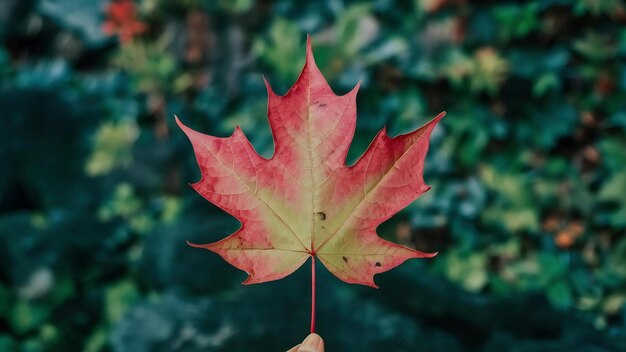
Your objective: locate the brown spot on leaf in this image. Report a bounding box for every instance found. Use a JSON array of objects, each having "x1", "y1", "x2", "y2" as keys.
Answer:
[
  {"x1": 316, "y1": 211, "x2": 326, "y2": 221},
  {"x1": 342, "y1": 256, "x2": 348, "y2": 263},
  {"x1": 375, "y1": 262, "x2": 381, "y2": 267}
]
